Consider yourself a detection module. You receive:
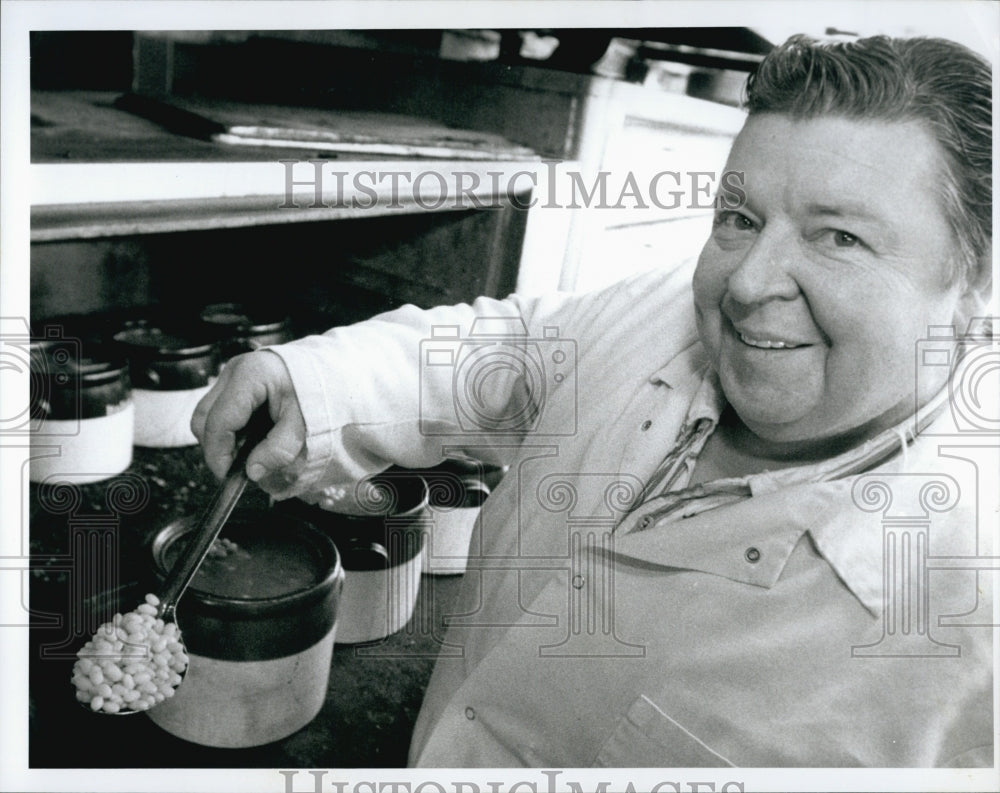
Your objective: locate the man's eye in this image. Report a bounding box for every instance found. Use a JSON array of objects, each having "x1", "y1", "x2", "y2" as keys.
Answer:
[
  {"x1": 832, "y1": 230, "x2": 860, "y2": 247},
  {"x1": 714, "y1": 211, "x2": 758, "y2": 231}
]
